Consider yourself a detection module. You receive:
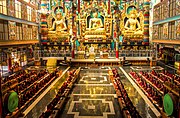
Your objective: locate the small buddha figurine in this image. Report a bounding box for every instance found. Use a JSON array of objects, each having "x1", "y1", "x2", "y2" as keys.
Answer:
[
  {"x1": 124, "y1": 9, "x2": 142, "y2": 35},
  {"x1": 48, "y1": 11, "x2": 67, "y2": 34},
  {"x1": 89, "y1": 44, "x2": 95, "y2": 53},
  {"x1": 89, "y1": 12, "x2": 104, "y2": 31}
]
